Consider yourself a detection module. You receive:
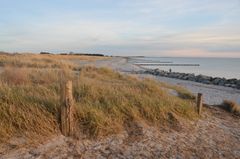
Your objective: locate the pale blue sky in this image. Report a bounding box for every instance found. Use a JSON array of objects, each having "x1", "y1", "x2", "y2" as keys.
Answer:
[{"x1": 1, "y1": 0, "x2": 240, "y2": 57}]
